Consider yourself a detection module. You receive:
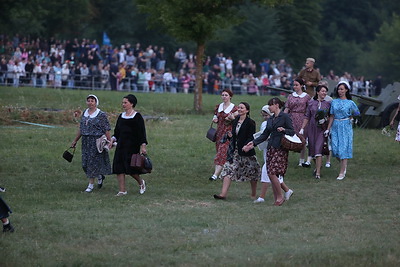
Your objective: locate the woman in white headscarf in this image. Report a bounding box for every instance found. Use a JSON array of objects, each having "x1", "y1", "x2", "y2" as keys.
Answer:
[{"x1": 71, "y1": 95, "x2": 112, "y2": 192}]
